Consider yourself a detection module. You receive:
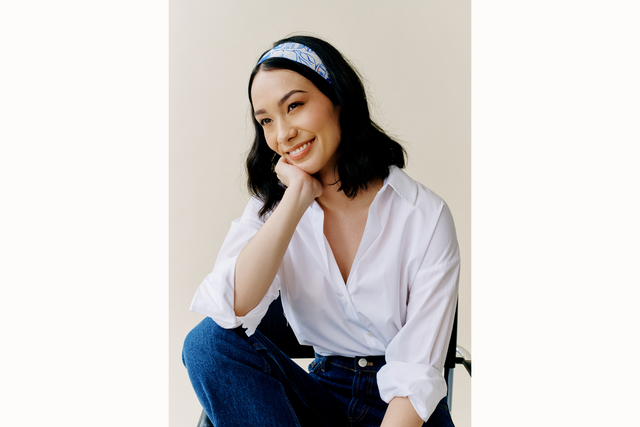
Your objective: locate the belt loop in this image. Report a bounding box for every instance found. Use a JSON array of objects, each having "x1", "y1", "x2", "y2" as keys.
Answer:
[
  {"x1": 321, "y1": 355, "x2": 330, "y2": 372},
  {"x1": 314, "y1": 353, "x2": 330, "y2": 373}
]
